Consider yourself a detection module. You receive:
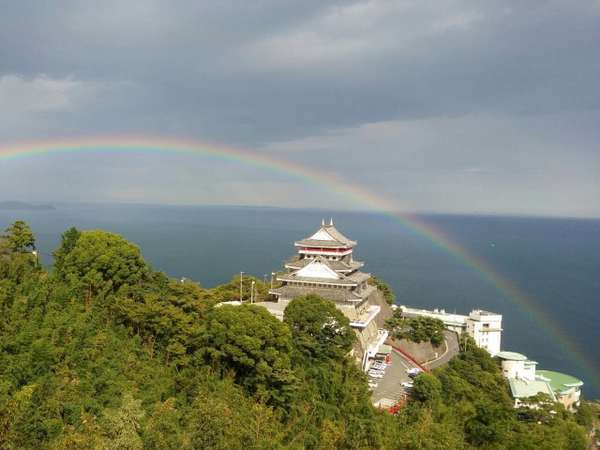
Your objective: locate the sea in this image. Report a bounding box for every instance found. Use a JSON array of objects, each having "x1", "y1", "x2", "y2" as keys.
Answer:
[{"x1": 1, "y1": 203, "x2": 598, "y2": 398}]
